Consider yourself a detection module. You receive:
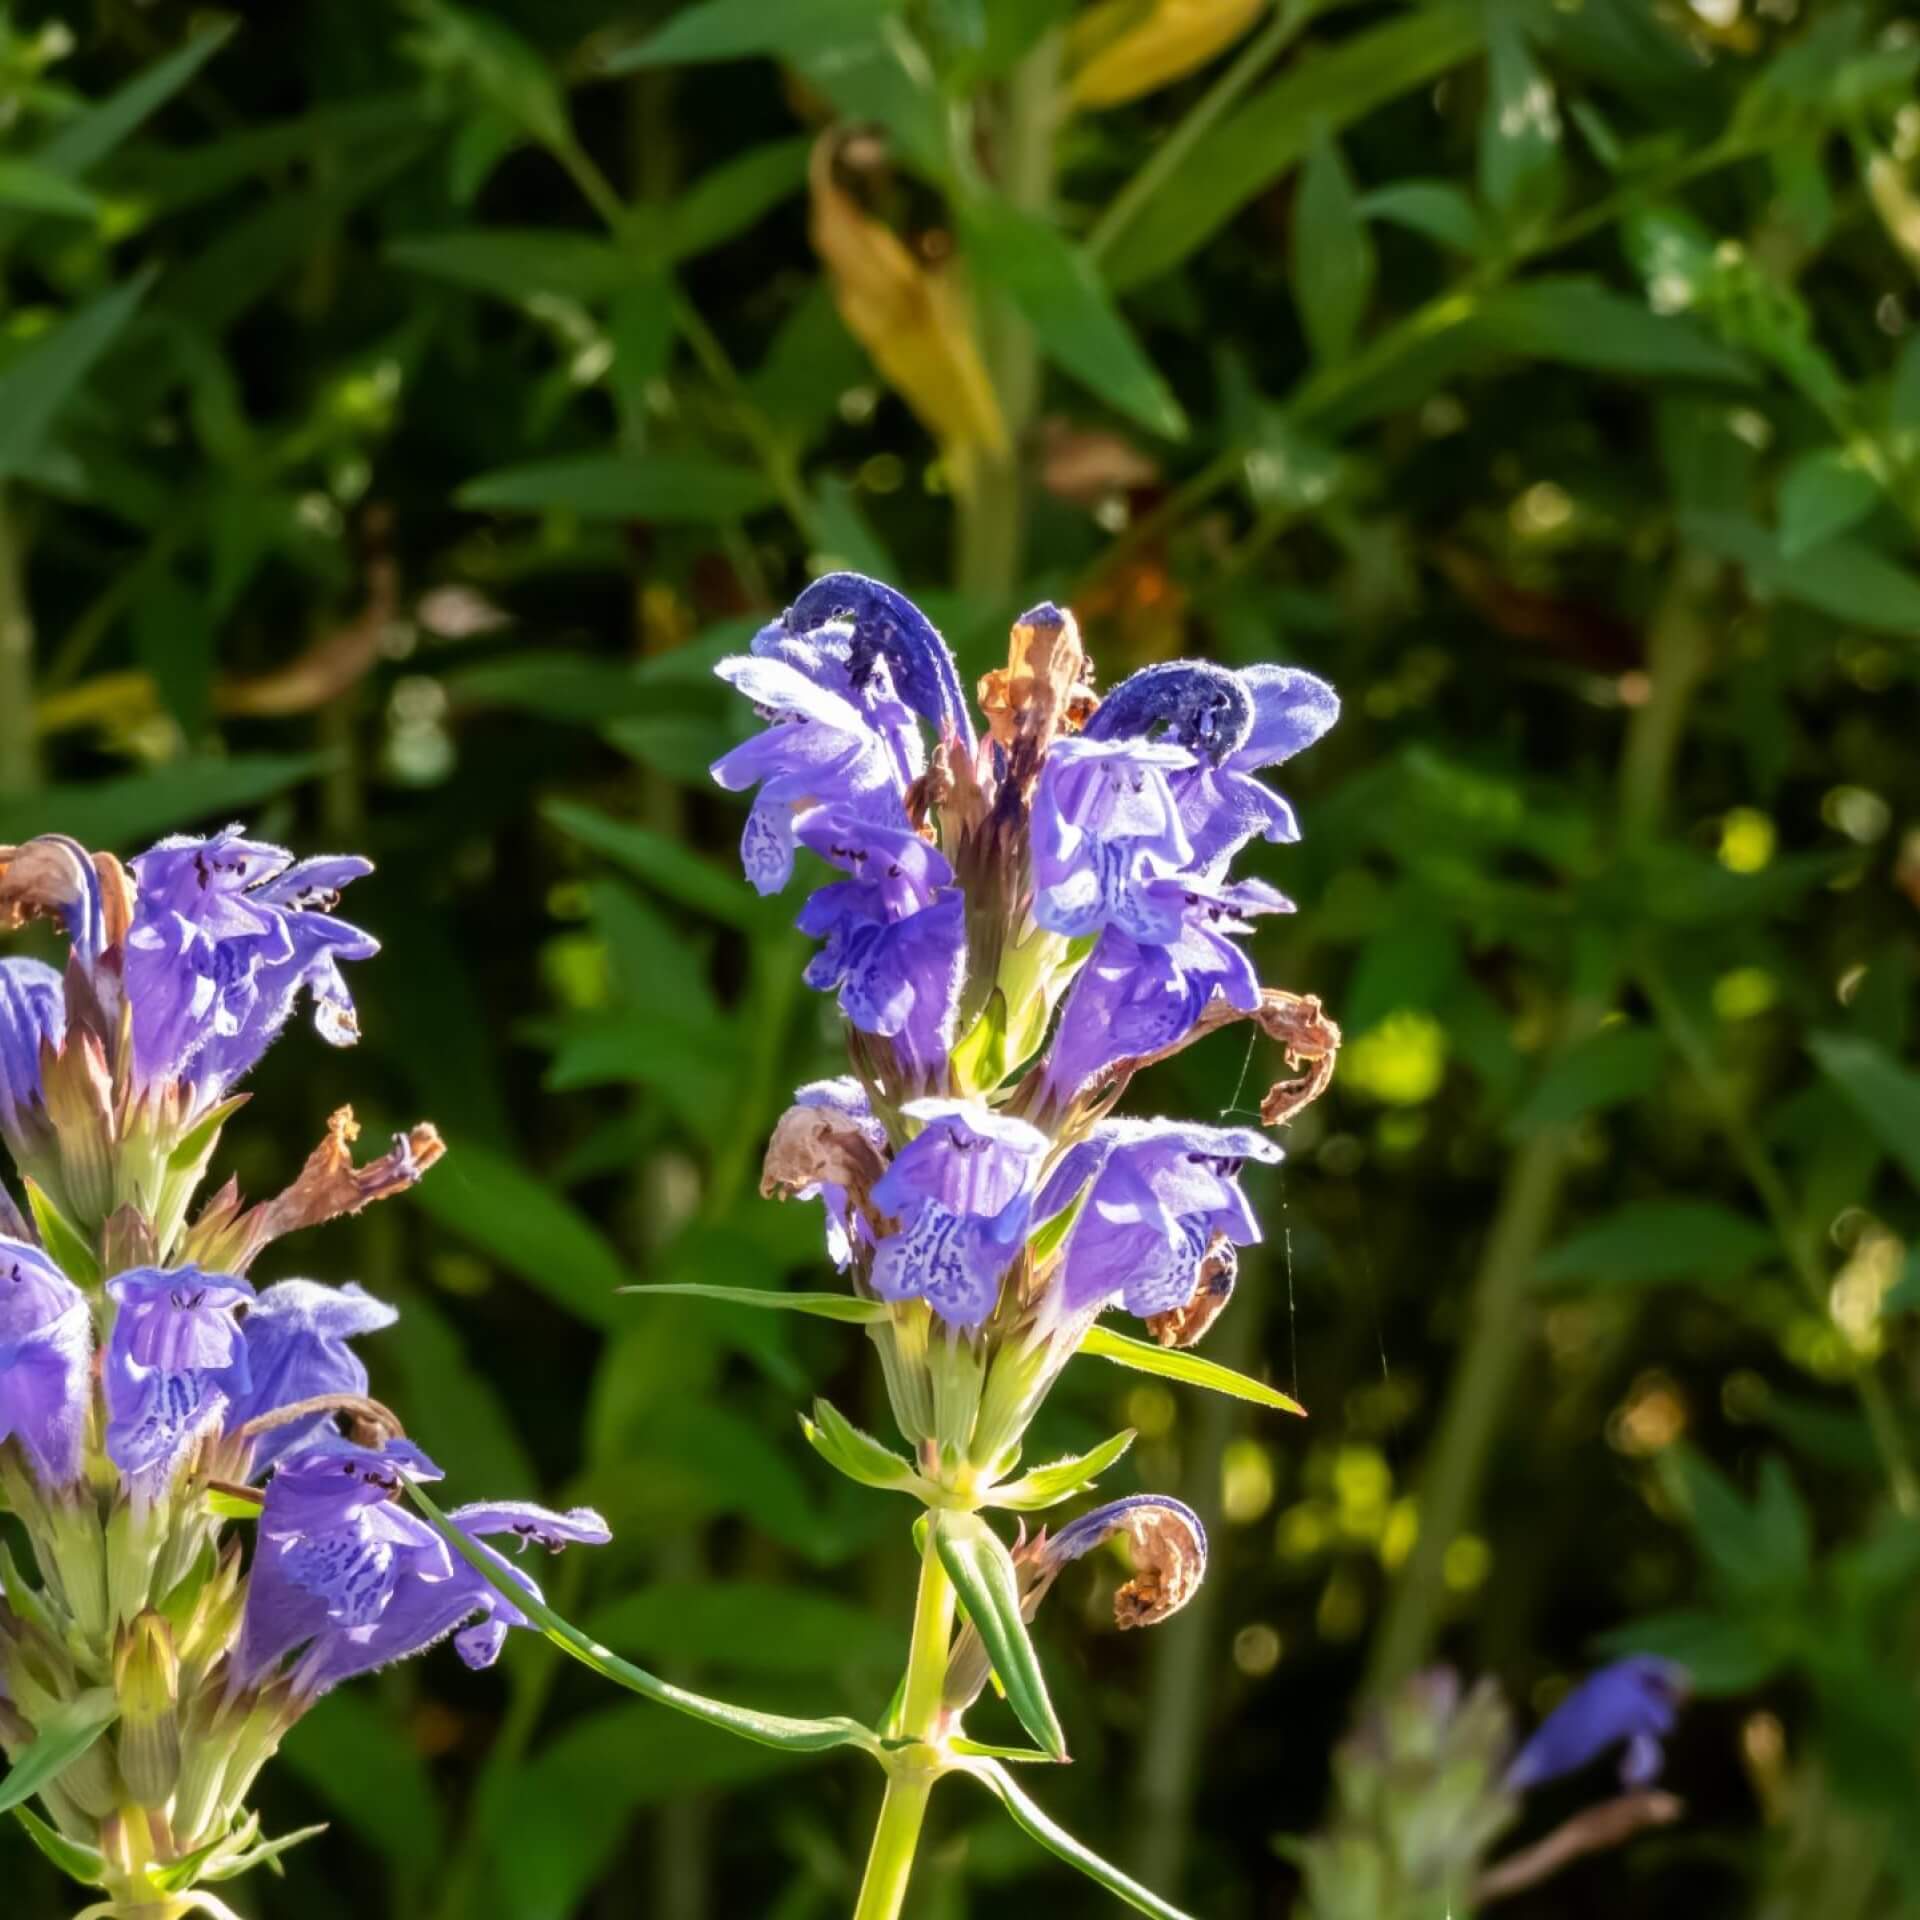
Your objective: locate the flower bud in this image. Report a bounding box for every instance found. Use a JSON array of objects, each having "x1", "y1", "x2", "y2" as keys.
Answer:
[{"x1": 113, "y1": 1610, "x2": 181, "y2": 1807}]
